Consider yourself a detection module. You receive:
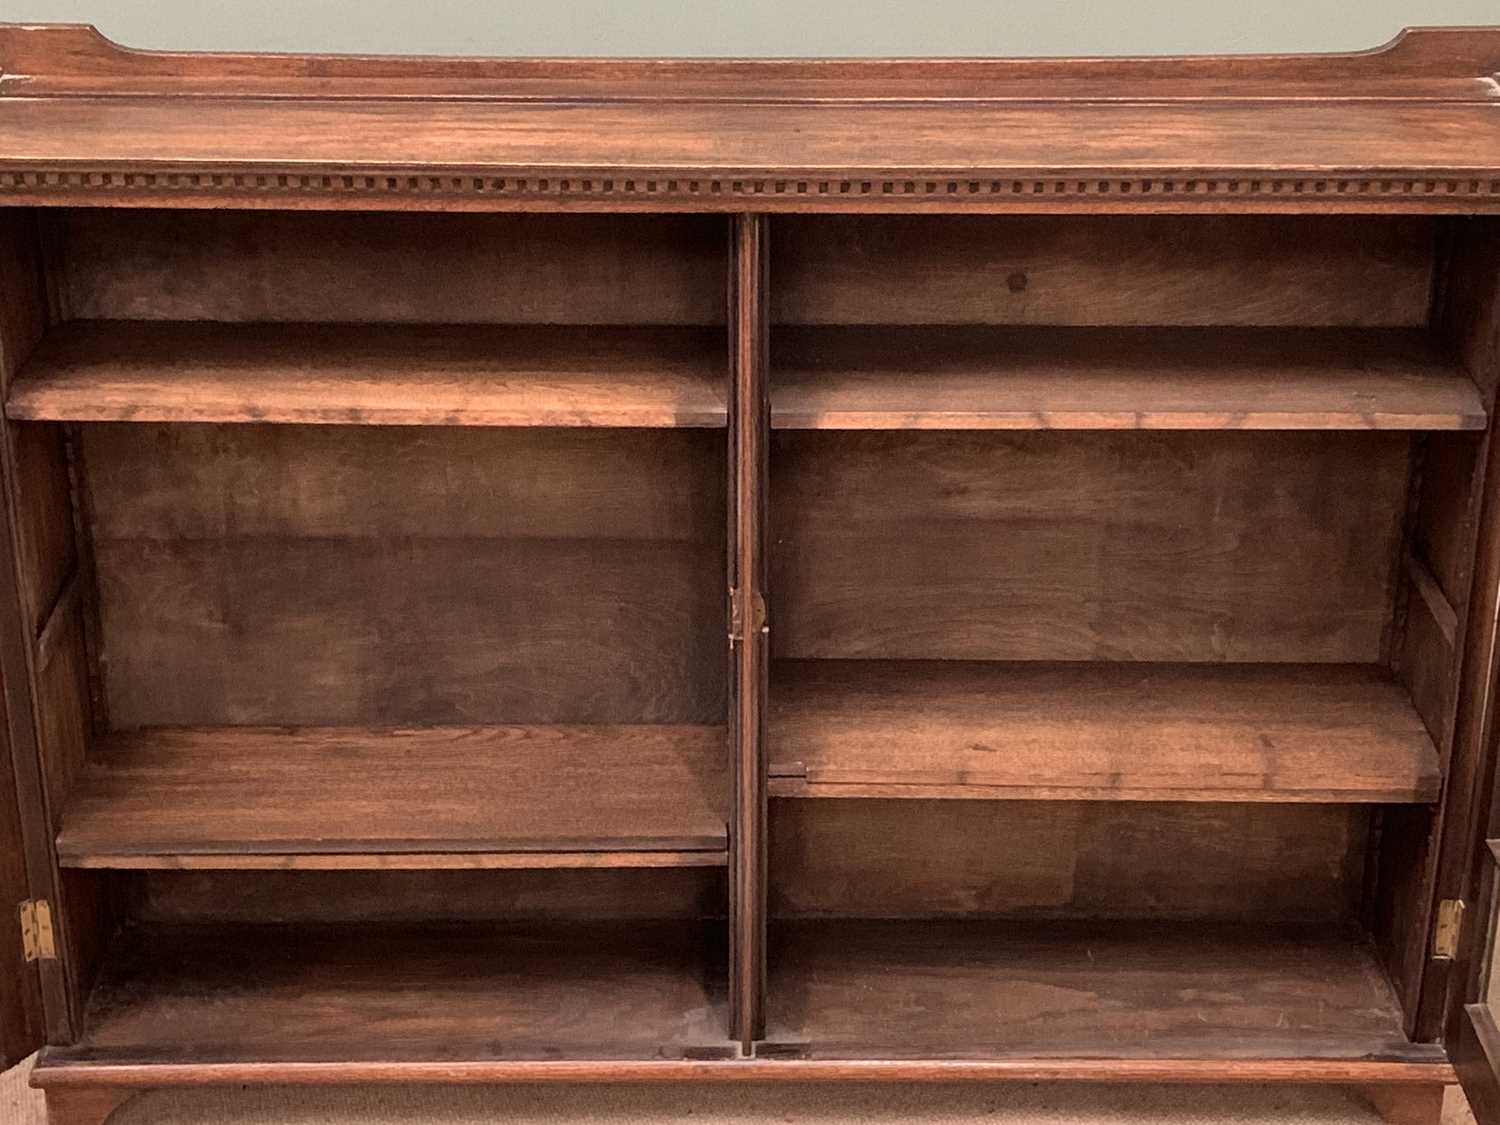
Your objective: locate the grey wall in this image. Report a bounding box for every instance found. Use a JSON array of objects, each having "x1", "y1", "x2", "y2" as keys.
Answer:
[{"x1": 1, "y1": 0, "x2": 1498, "y2": 57}]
